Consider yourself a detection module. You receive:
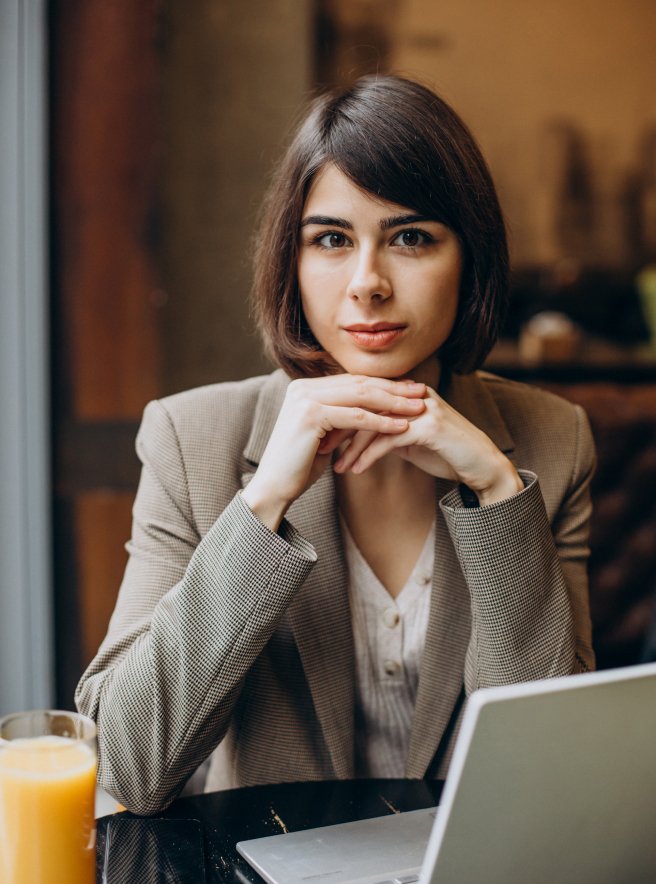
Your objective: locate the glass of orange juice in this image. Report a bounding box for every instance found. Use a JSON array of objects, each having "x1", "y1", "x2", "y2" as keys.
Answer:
[{"x1": 0, "y1": 710, "x2": 97, "y2": 884}]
